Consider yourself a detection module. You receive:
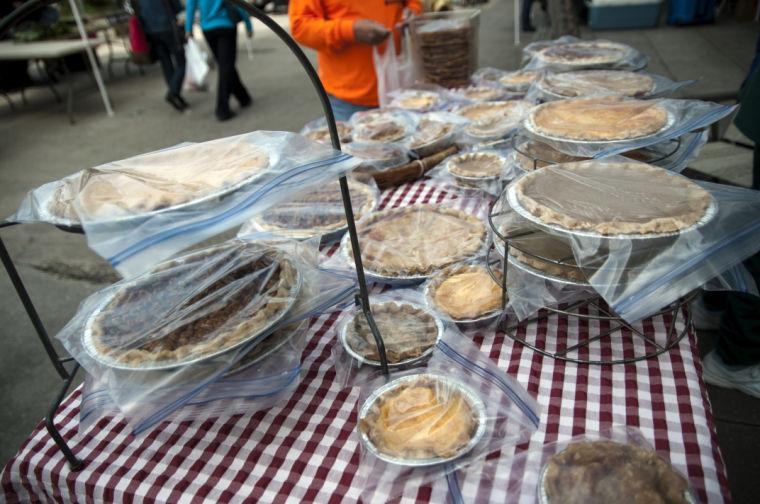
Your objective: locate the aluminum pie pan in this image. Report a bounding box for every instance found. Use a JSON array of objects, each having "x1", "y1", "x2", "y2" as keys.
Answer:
[
  {"x1": 338, "y1": 232, "x2": 436, "y2": 286},
  {"x1": 339, "y1": 301, "x2": 443, "y2": 368},
  {"x1": 82, "y1": 251, "x2": 303, "y2": 372},
  {"x1": 534, "y1": 77, "x2": 657, "y2": 102},
  {"x1": 505, "y1": 176, "x2": 718, "y2": 241},
  {"x1": 523, "y1": 105, "x2": 676, "y2": 146},
  {"x1": 410, "y1": 127, "x2": 457, "y2": 158},
  {"x1": 537, "y1": 449, "x2": 697, "y2": 504},
  {"x1": 445, "y1": 151, "x2": 509, "y2": 187},
  {"x1": 492, "y1": 236, "x2": 588, "y2": 287},
  {"x1": 423, "y1": 269, "x2": 505, "y2": 326},
  {"x1": 358, "y1": 373, "x2": 487, "y2": 467}
]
